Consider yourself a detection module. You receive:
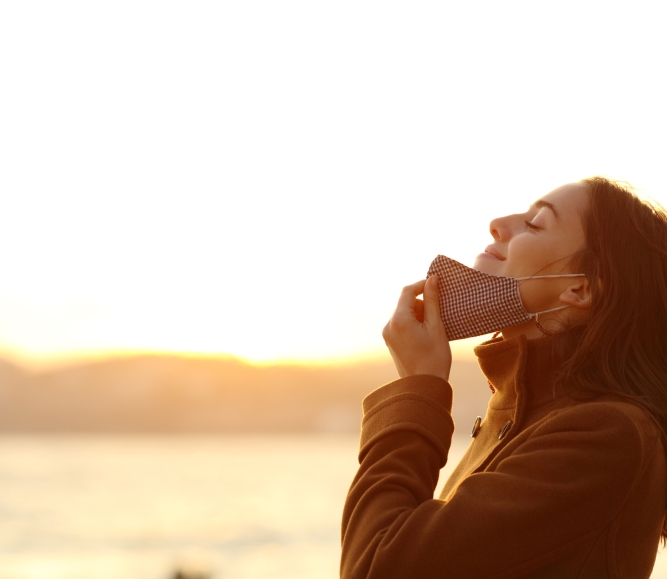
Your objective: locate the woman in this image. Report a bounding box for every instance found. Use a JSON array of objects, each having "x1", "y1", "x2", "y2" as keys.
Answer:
[{"x1": 341, "y1": 177, "x2": 667, "y2": 578}]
